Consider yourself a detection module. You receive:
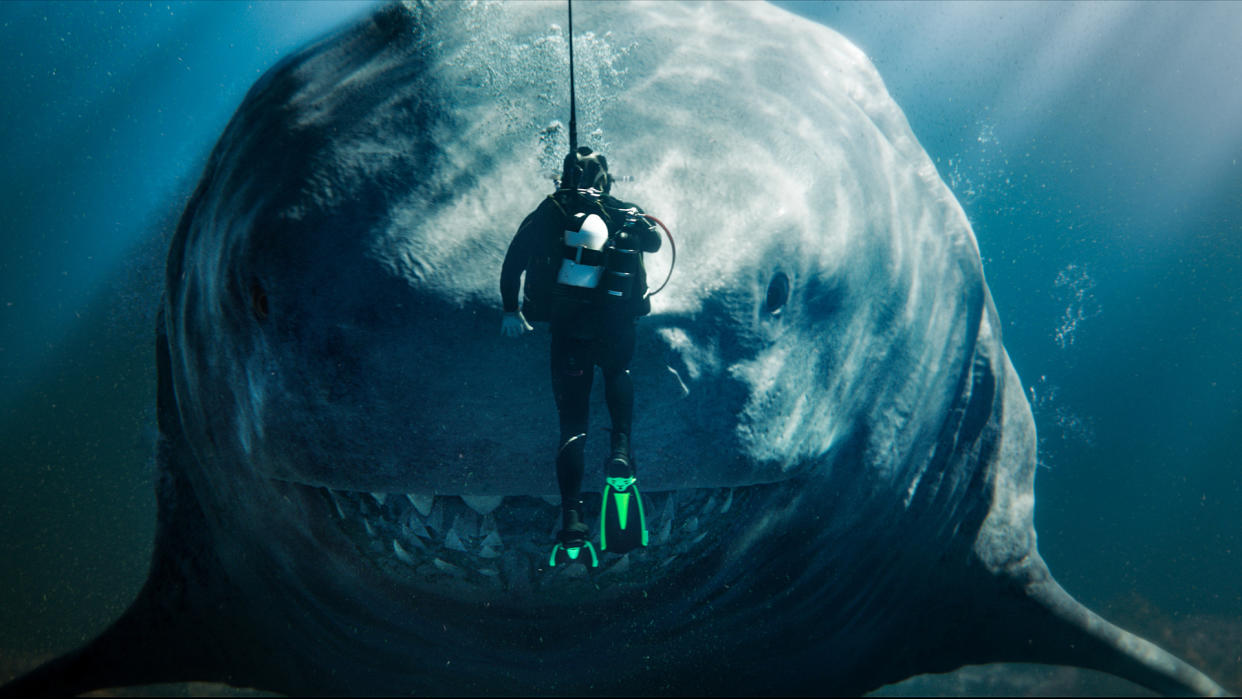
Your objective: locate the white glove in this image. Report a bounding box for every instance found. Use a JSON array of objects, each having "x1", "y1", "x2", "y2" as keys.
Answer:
[{"x1": 501, "y1": 310, "x2": 534, "y2": 337}]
